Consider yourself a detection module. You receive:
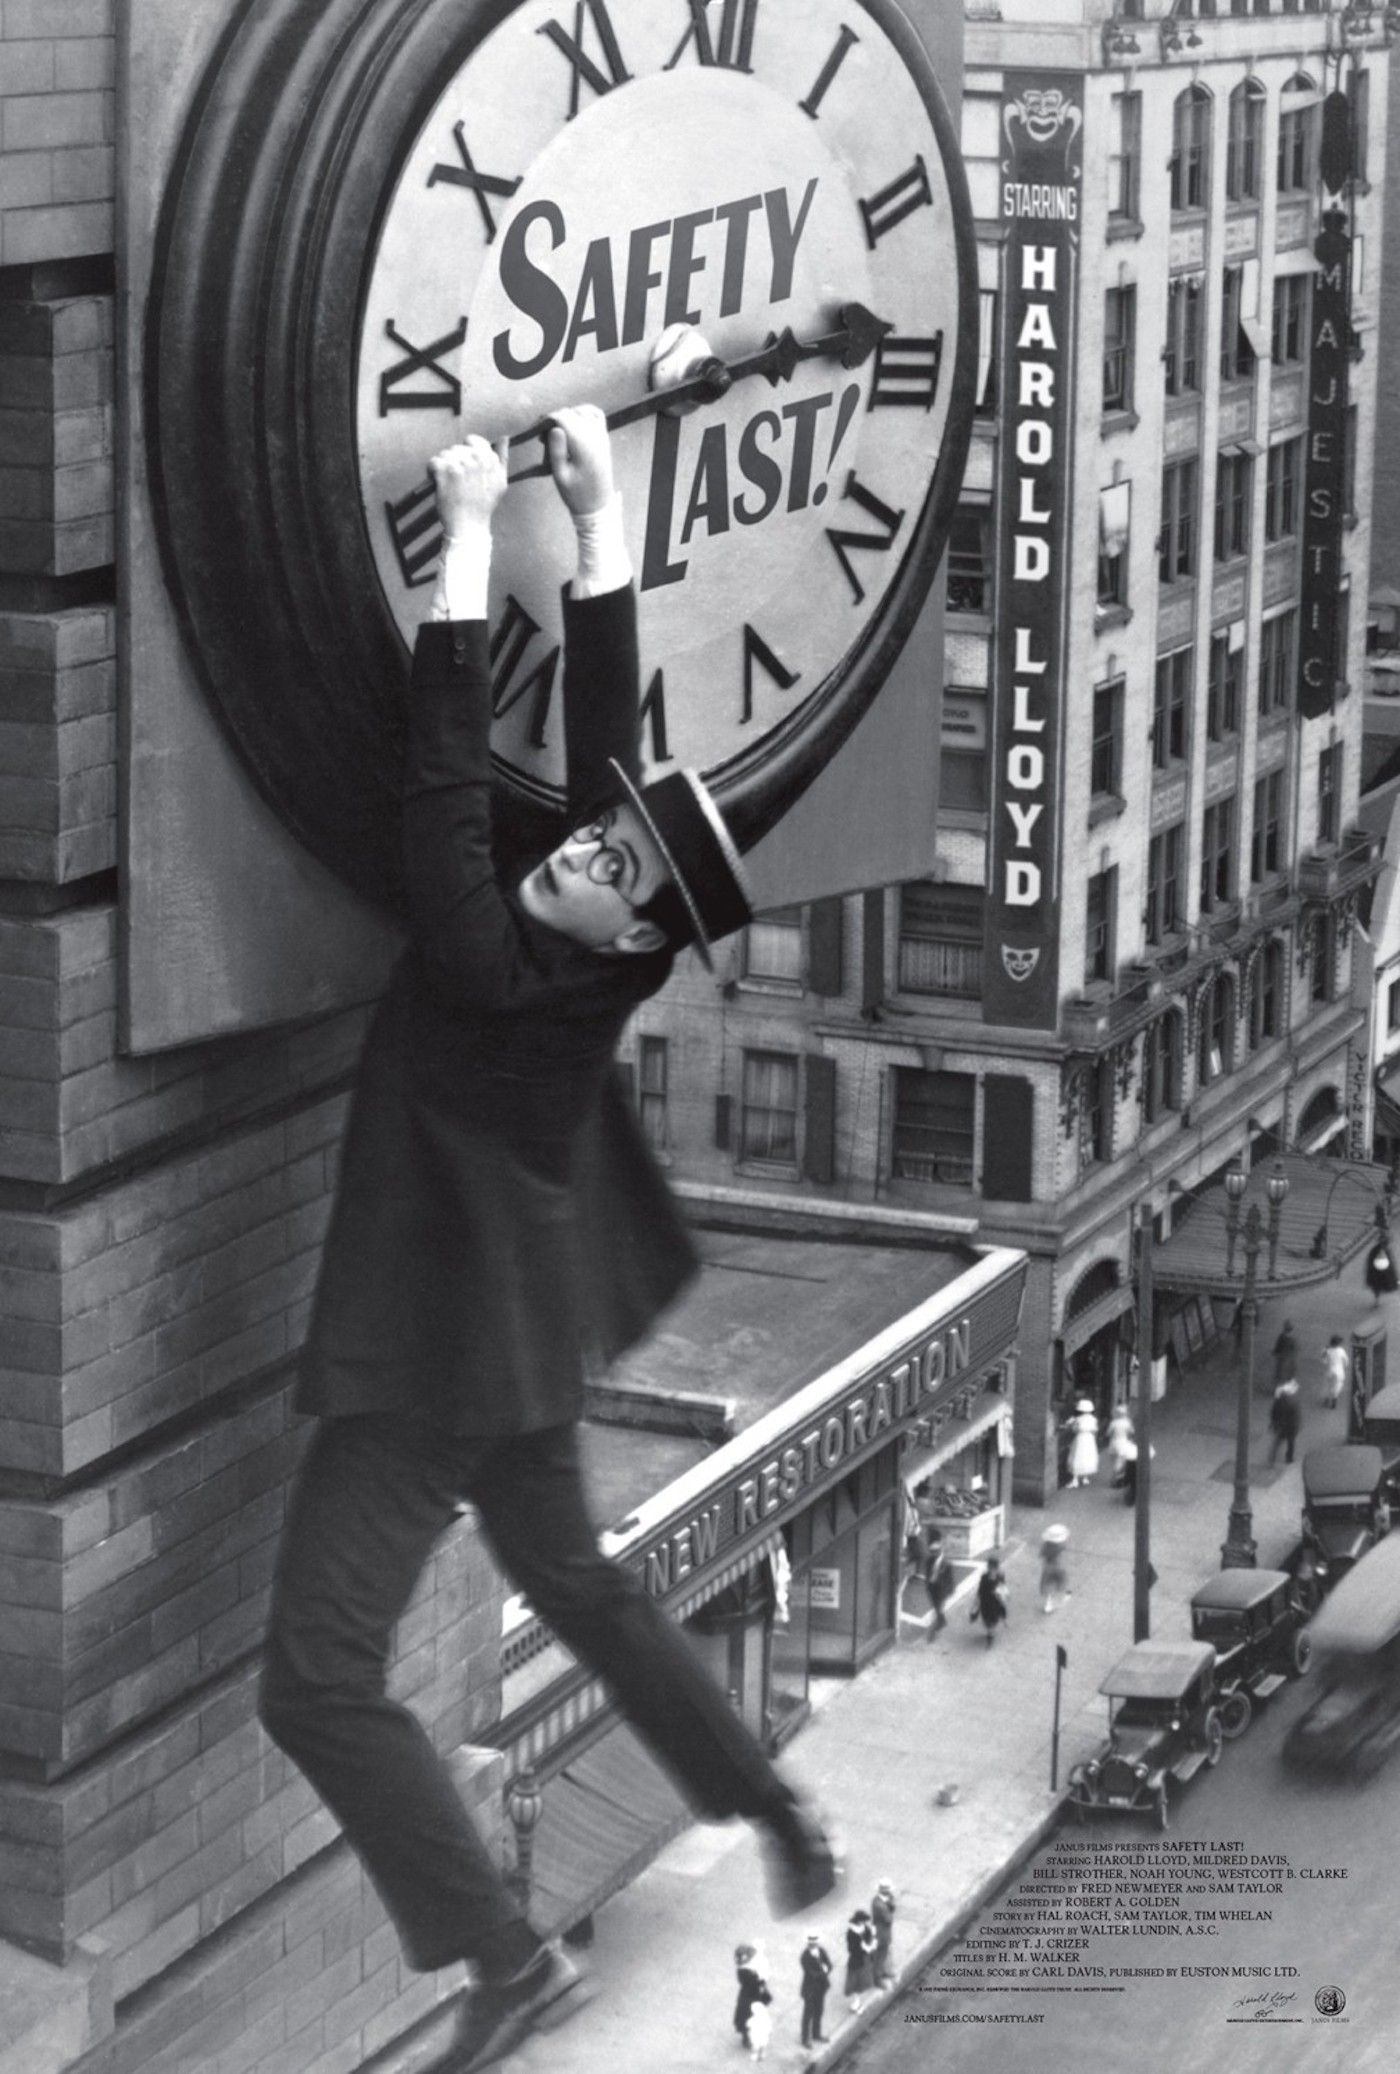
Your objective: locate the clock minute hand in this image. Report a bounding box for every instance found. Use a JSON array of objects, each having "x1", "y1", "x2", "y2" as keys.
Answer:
[{"x1": 505, "y1": 303, "x2": 892, "y2": 481}]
